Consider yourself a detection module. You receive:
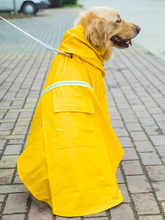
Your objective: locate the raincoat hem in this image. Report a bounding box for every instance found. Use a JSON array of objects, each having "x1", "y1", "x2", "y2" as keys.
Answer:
[
  {"x1": 51, "y1": 197, "x2": 123, "y2": 217},
  {"x1": 16, "y1": 167, "x2": 53, "y2": 208},
  {"x1": 17, "y1": 166, "x2": 123, "y2": 217}
]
